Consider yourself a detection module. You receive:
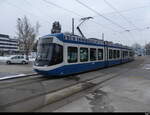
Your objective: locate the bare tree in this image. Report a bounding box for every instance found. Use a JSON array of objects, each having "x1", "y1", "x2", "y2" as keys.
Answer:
[{"x1": 16, "y1": 16, "x2": 40, "y2": 60}]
